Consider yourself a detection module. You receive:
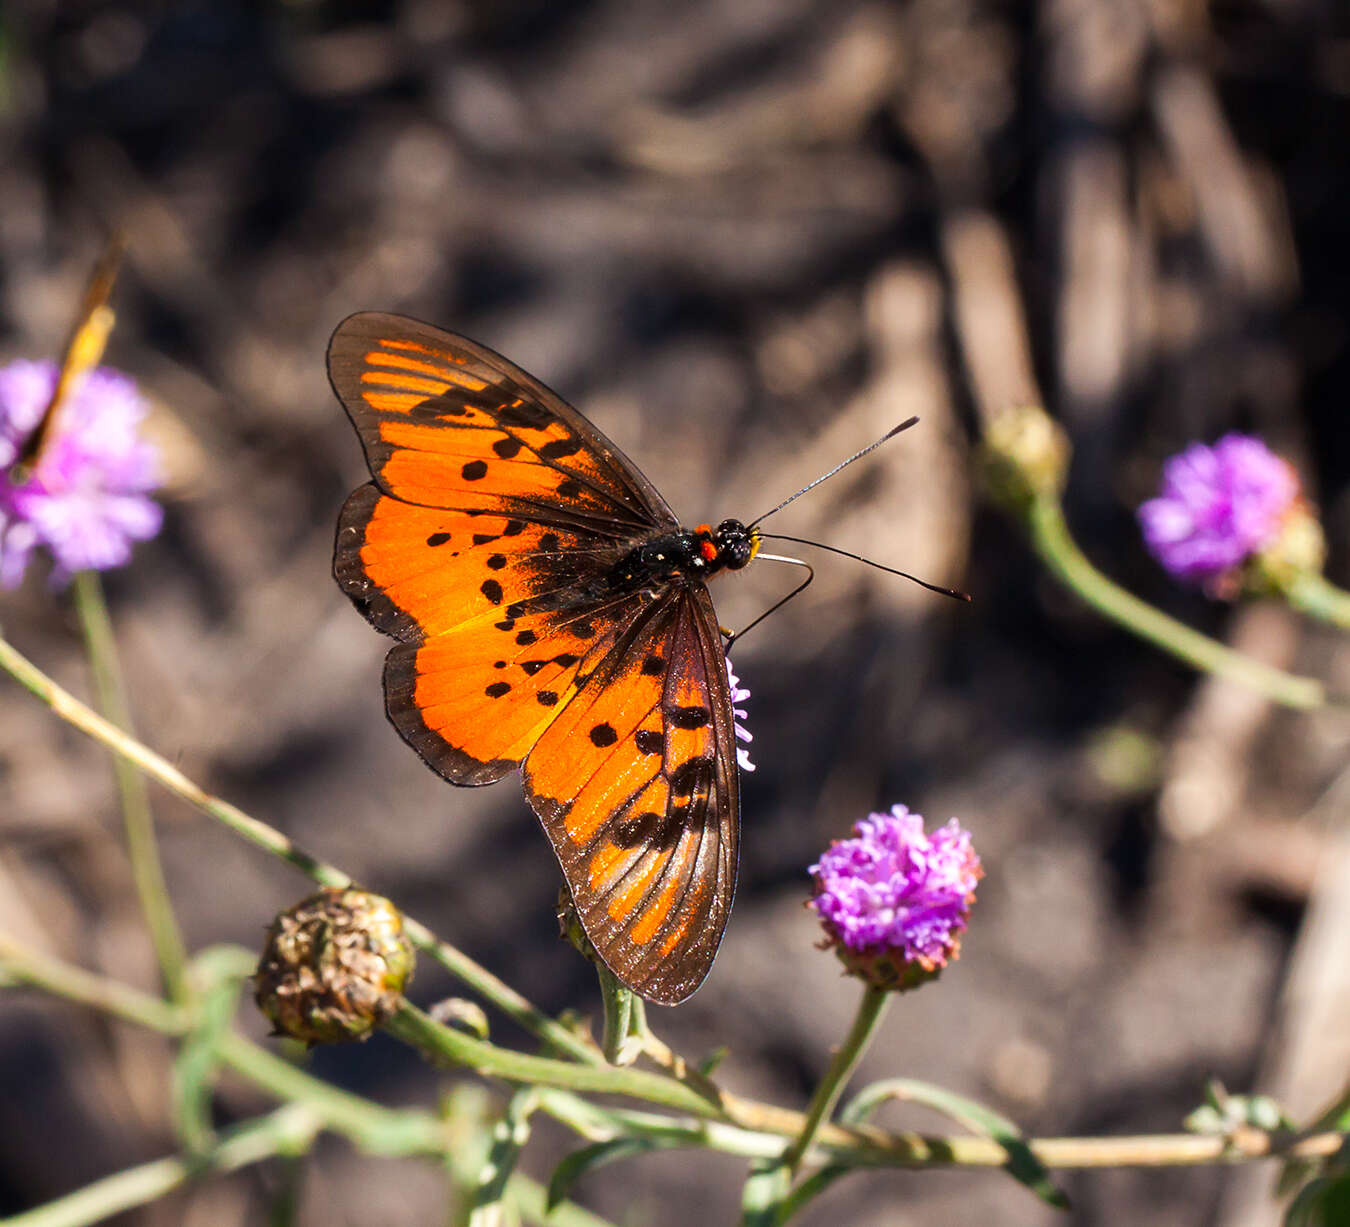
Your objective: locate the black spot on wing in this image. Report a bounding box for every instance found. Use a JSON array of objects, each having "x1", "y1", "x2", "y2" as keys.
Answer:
[
  {"x1": 589, "y1": 722, "x2": 617, "y2": 747},
  {"x1": 668, "y1": 756, "x2": 714, "y2": 797},
  {"x1": 497, "y1": 399, "x2": 553, "y2": 429},
  {"x1": 669, "y1": 705, "x2": 710, "y2": 729}
]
